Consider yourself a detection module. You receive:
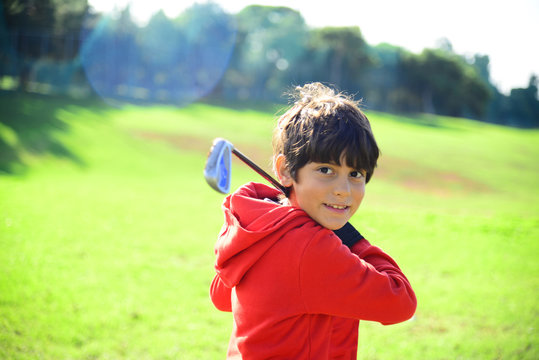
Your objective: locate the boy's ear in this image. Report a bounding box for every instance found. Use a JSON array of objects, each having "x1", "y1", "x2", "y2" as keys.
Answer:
[{"x1": 274, "y1": 154, "x2": 294, "y2": 187}]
